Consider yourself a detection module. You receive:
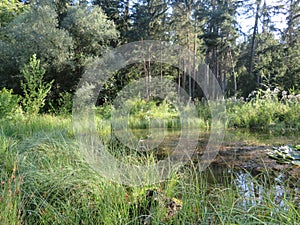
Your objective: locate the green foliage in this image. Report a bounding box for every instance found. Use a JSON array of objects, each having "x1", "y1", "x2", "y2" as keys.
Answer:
[
  {"x1": 226, "y1": 88, "x2": 300, "y2": 132},
  {"x1": 129, "y1": 0, "x2": 168, "y2": 41},
  {"x1": 108, "y1": 97, "x2": 182, "y2": 129},
  {"x1": 95, "y1": 88, "x2": 300, "y2": 132},
  {"x1": 96, "y1": 103, "x2": 113, "y2": 120},
  {"x1": 0, "y1": 0, "x2": 25, "y2": 29},
  {"x1": 0, "y1": 88, "x2": 21, "y2": 119},
  {"x1": 267, "y1": 145, "x2": 300, "y2": 165},
  {"x1": 56, "y1": 91, "x2": 73, "y2": 116},
  {"x1": 0, "y1": 0, "x2": 299, "y2": 107},
  {"x1": 4, "y1": 4, "x2": 74, "y2": 71},
  {"x1": 20, "y1": 54, "x2": 53, "y2": 115},
  {"x1": 0, "y1": 2, "x2": 118, "y2": 97},
  {"x1": 61, "y1": 5, "x2": 119, "y2": 57},
  {"x1": 254, "y1": 33, "x2": 287, "y2": 86}
]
